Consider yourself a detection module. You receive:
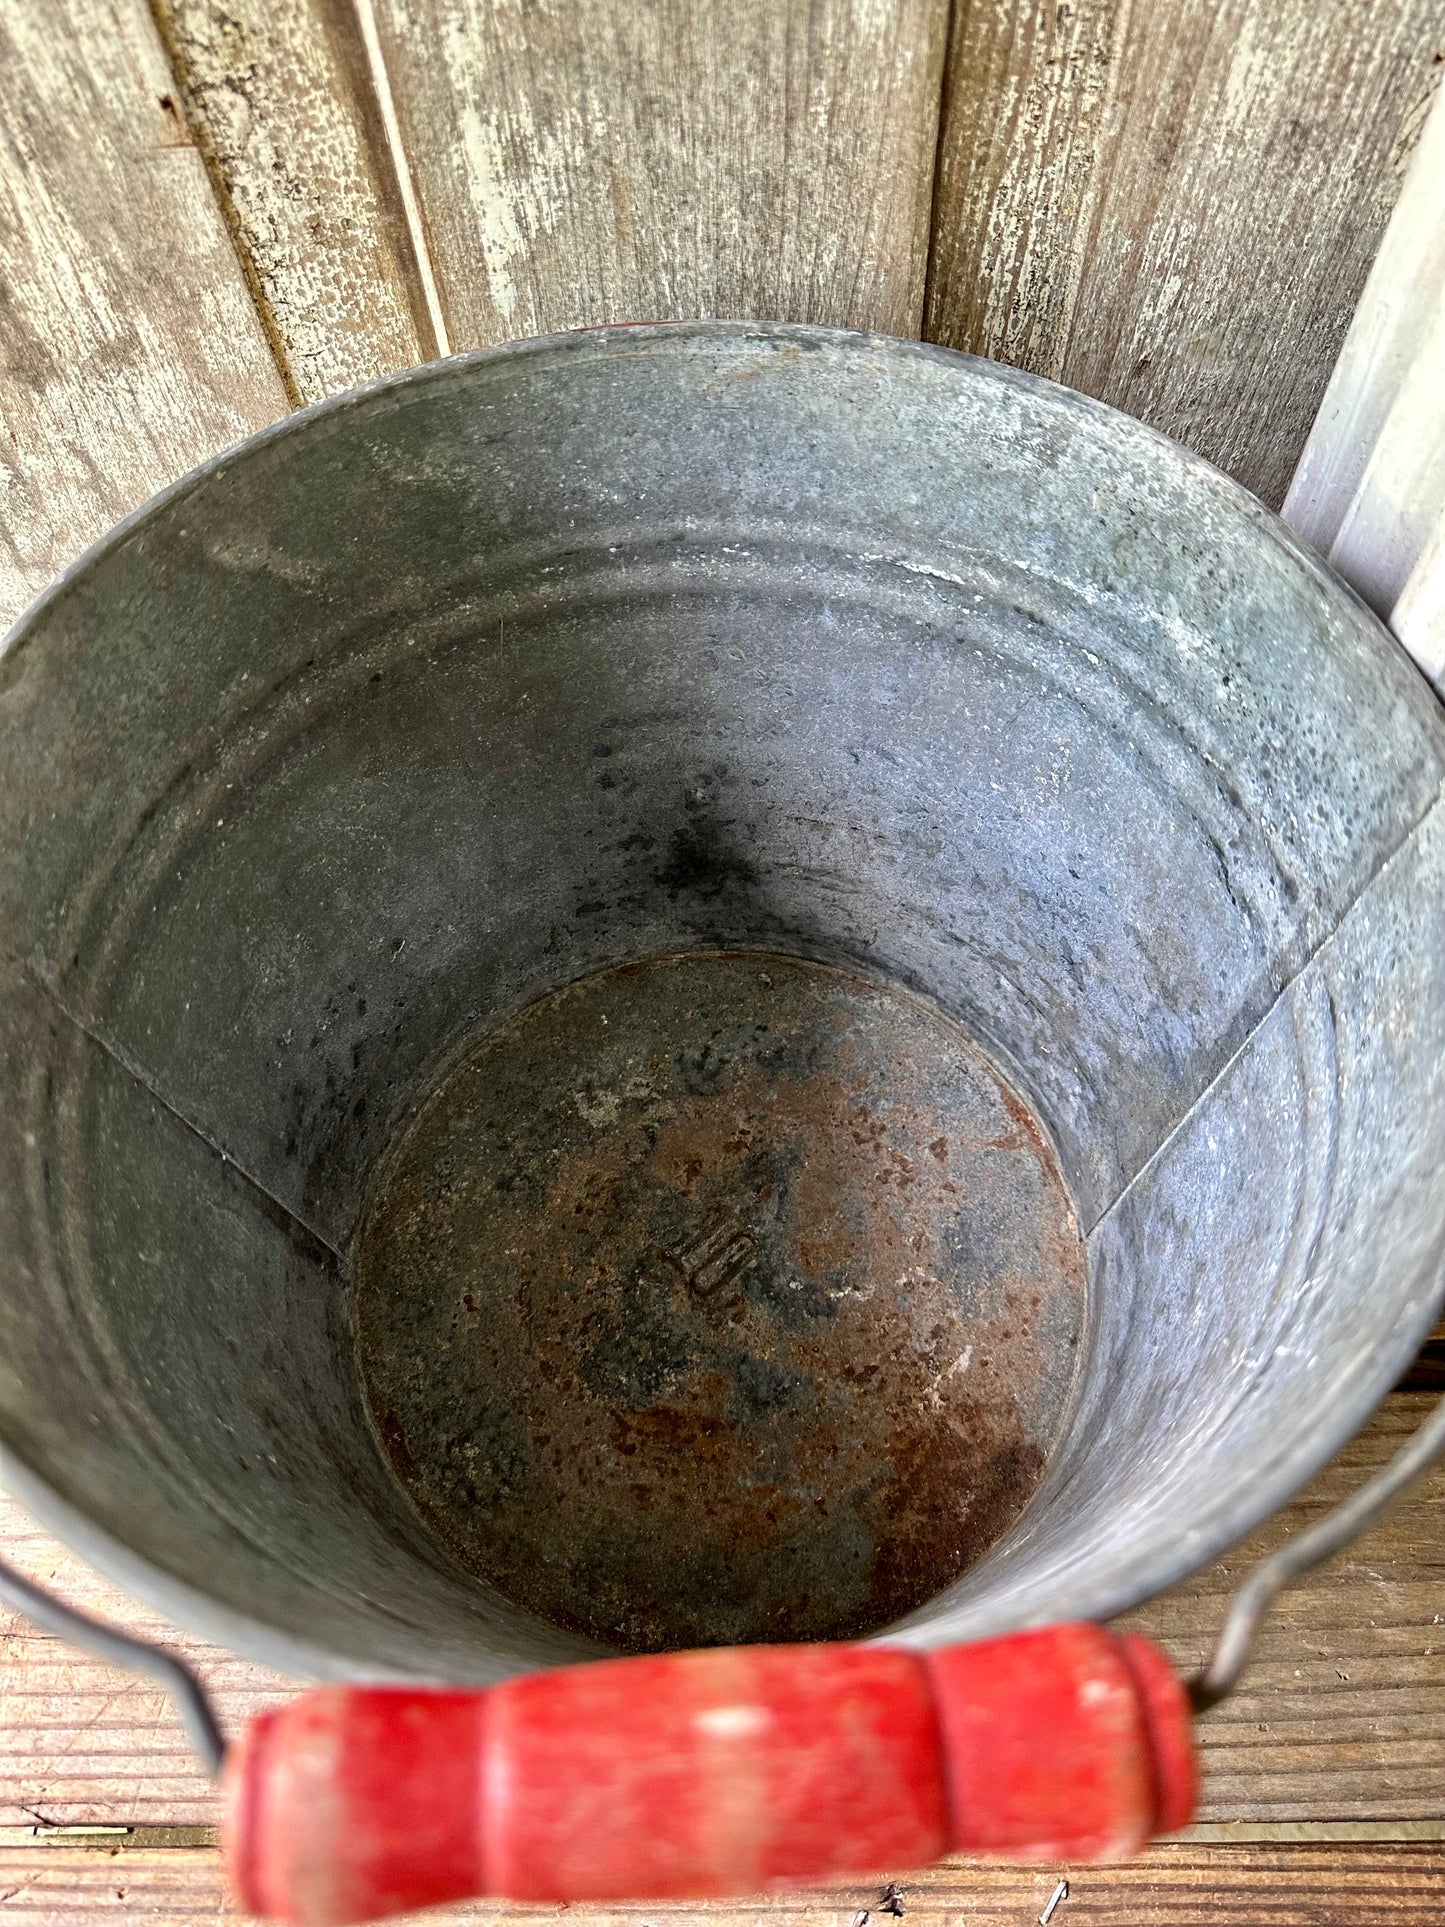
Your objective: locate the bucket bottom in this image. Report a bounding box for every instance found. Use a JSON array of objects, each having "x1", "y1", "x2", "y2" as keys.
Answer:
[{"x1": 356, "y1": 952, "x2": 1085, "y2": 1650}]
